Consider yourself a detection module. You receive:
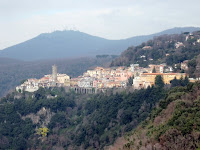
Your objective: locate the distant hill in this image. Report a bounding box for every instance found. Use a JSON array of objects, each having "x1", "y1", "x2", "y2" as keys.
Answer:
[
  {"x1": 111, "y1": 30, "x2": 200, "y2": 76},
  {"x1": 0, "y1": 57, "x2": 23, "y2": 65},
  {"x1": 0, "y1": 27, "x2": 200, "y2": 61}
]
